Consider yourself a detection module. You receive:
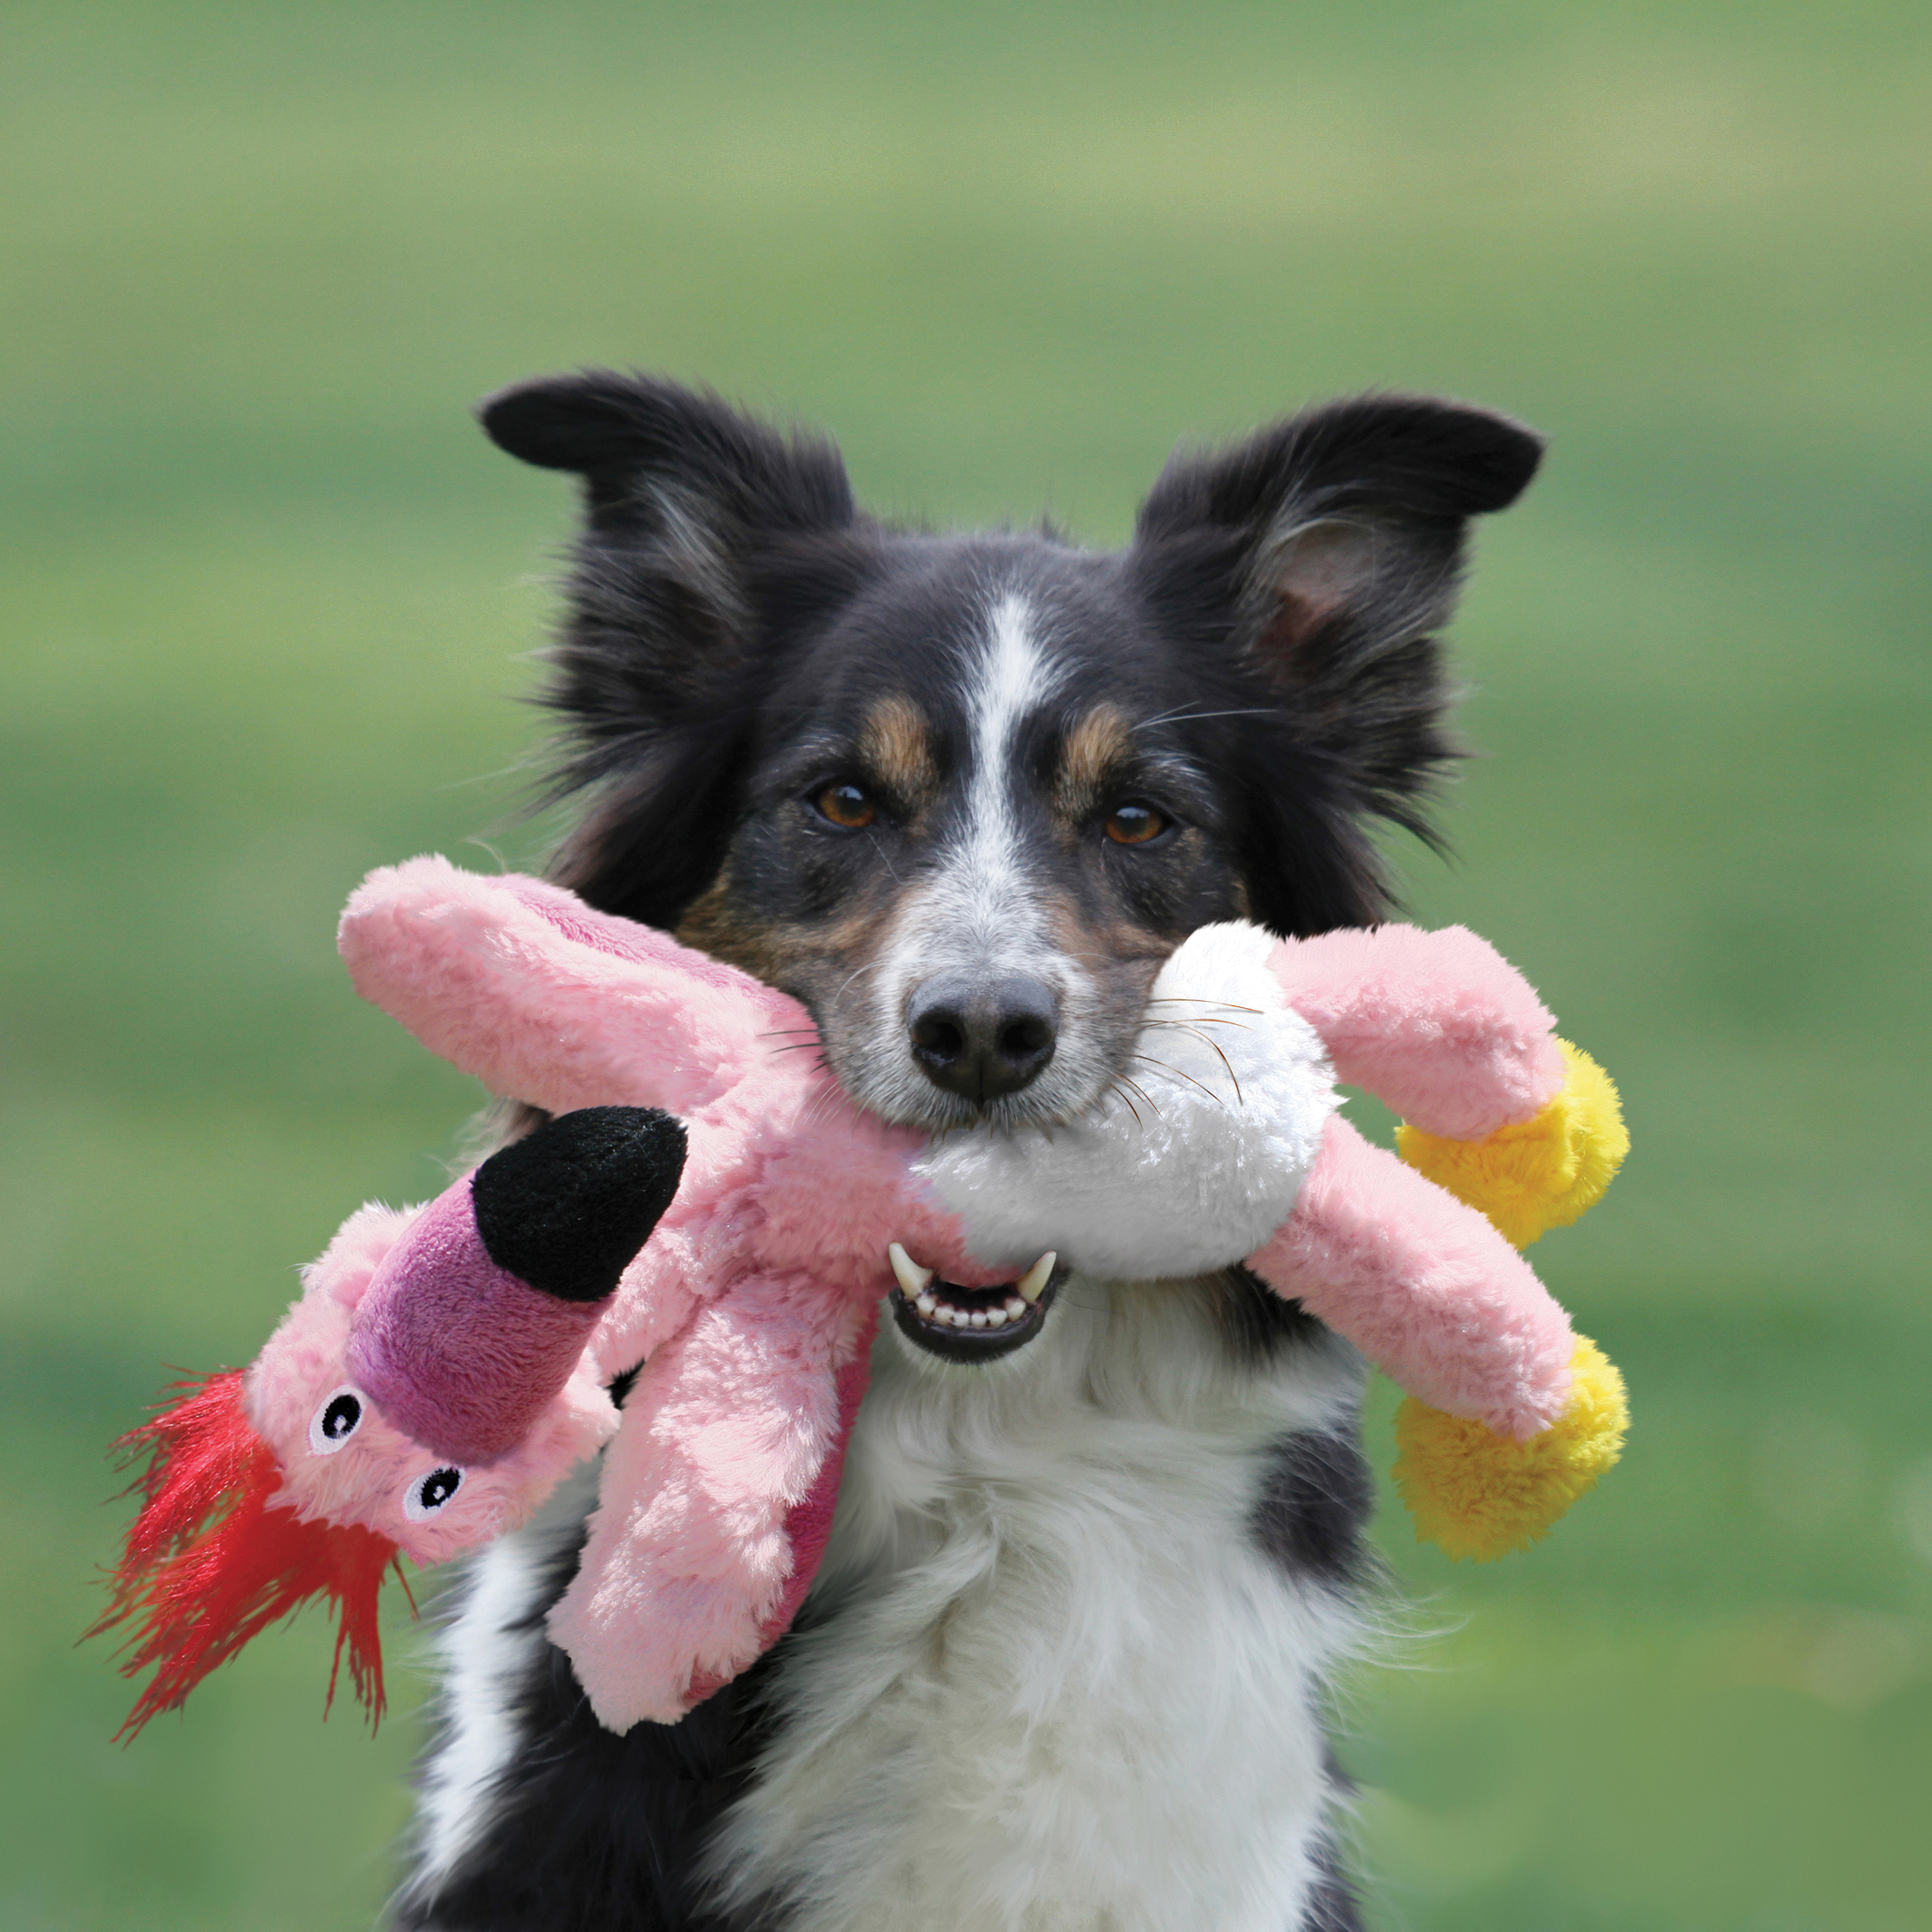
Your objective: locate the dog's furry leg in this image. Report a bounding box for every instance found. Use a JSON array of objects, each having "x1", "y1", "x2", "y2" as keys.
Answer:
[{"x1": 390, "y1": 1459, "x2": 785, "y2": 1932}]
